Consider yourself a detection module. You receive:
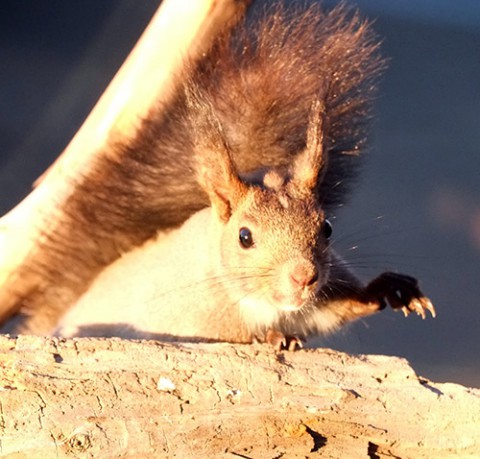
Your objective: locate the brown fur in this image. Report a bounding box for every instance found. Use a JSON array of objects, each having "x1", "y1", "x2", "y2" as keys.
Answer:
[{"x1": 2, "y1": 2, "x2": 386, "y2": 334}]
